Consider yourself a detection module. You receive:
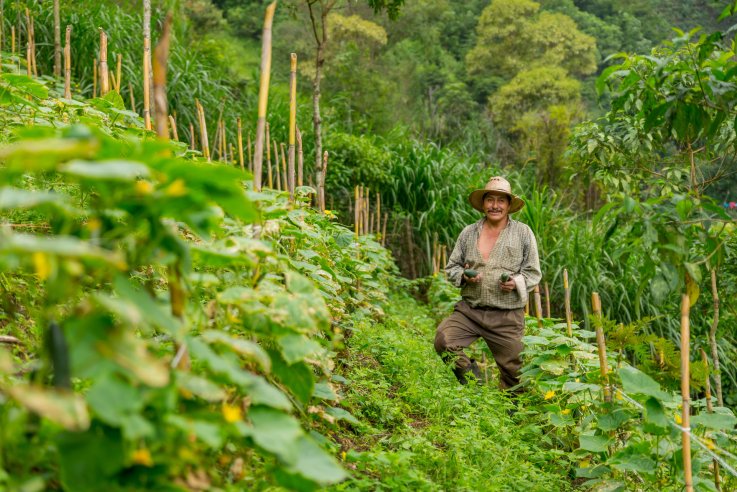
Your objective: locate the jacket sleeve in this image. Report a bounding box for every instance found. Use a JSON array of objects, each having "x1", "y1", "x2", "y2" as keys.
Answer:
[
  {"x1": 520, "y1": 226, "x2": 542, "y2": 292},
  {"x1": 445, "y1": 228, "x2": 468, "y2": 288}
]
